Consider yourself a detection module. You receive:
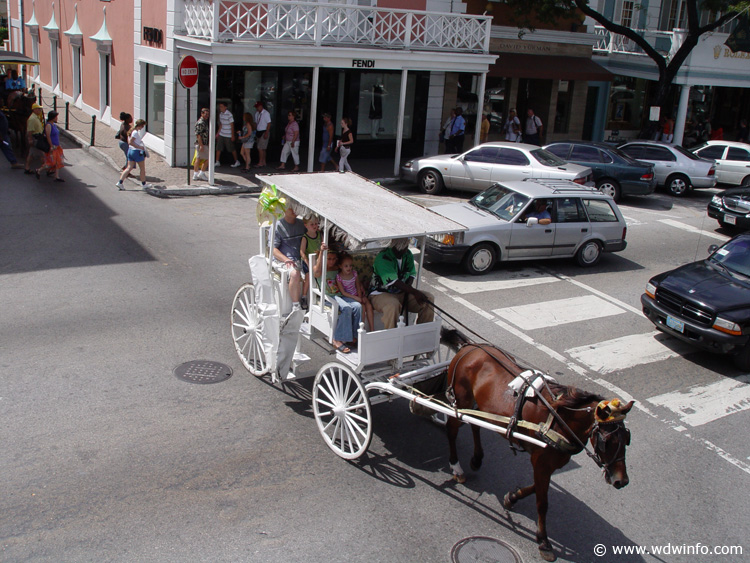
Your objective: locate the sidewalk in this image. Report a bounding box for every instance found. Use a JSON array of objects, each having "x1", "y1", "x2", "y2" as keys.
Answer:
[{"x1": 38, "y1": 92, "x2": 401, "y2": 197}]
